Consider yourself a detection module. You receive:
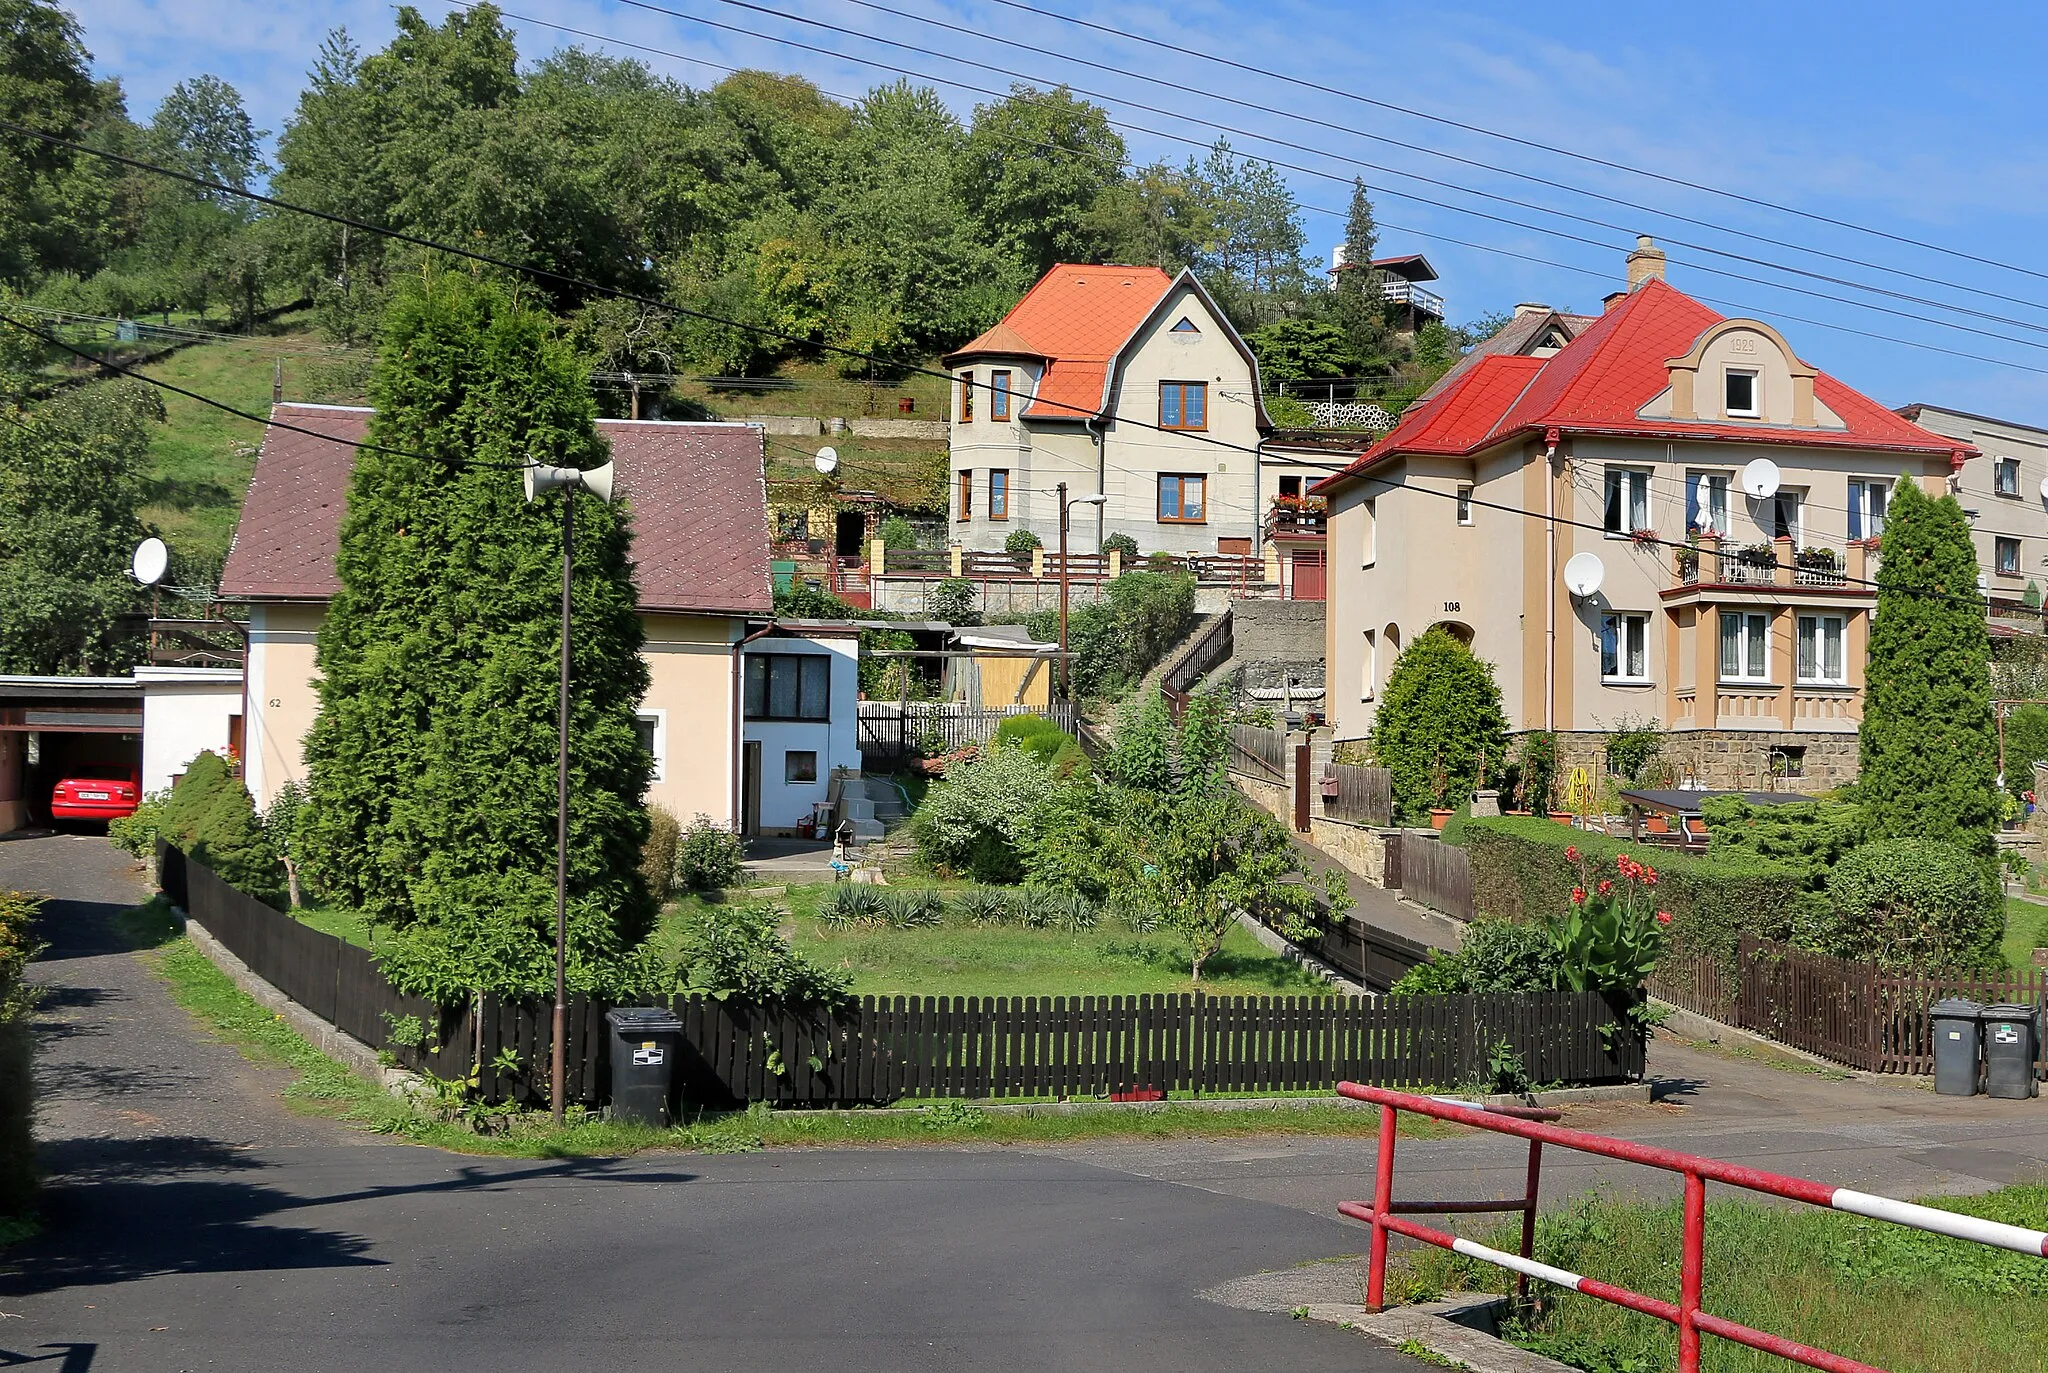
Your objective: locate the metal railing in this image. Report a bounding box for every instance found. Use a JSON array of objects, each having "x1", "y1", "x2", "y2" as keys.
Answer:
[
  {"x1": 1379, "y1": 279, "x2": 1446, "y2": 317},
  {"x1": 1338, "y1": 1082, "x2": 2048, "y2": 1373}
]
